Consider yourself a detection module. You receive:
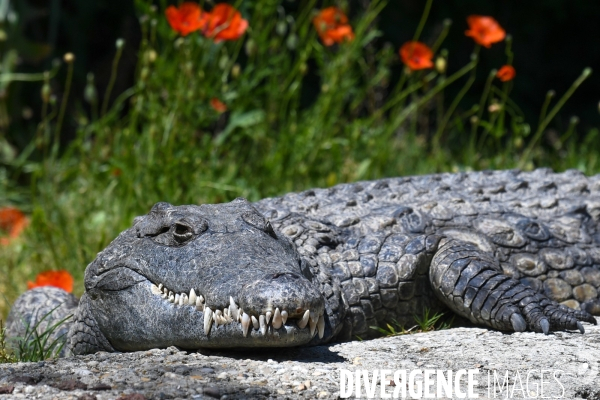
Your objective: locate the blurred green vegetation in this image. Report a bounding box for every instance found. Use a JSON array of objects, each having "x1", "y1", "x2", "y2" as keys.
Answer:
[{"x1": 0, "y1": 0, "x2": 598, "y2": 320}]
